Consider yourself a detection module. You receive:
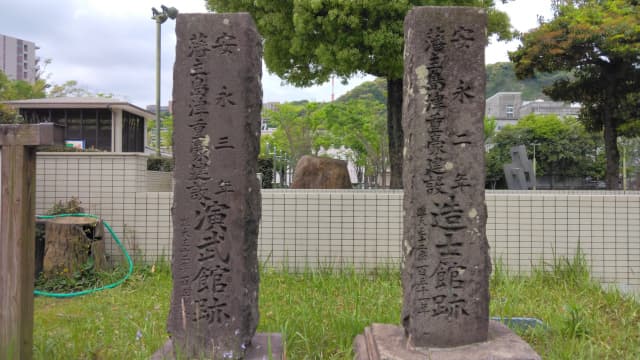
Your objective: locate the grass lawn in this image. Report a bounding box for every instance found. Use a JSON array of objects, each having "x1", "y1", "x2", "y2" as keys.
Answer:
[{"x1": 33, "y1": 258, "x2": 640, "y2": 359}]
